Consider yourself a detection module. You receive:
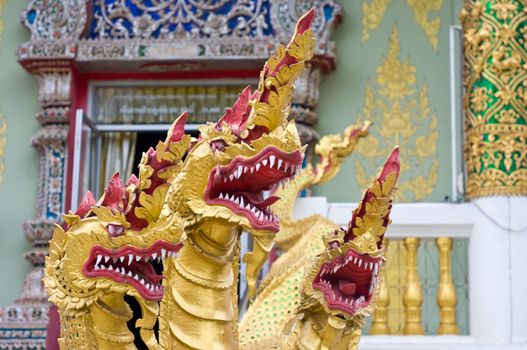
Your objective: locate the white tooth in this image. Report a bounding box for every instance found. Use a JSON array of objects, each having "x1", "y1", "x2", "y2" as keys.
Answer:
[
  {"x1": 95, "y1": 265, "x2": 100, "y2": 270},
  {"x1": 245, "y1": 203, "x2": 251, "y2": 210},
  {"x1": 134, "y1": 274, "x2": 139, "y2": 280},
  {"x1": 152, "y1": 253, "x2": 157, "y2": 260},
  {"x1": 250, "y1": 166, "x2": 255, "y2": 174},
  {"x1": 115, "y1": 267, "x2": 120, "y2": 273},
  {"x1": 262, "y1": 159, "x2": 268, "y2": 166},
  {"x1": 369, "y1": 262, "x2": 374, "y2": 271},
  {"x1": 96, "y1": 255, "x2": 102, "y2": 267},
  {"x1": 108, "y1": 265, "x2": 114, "y2": 271},
  {"x1": 277, "y1": 159, "x2": 283, "y2": 170},
  {"x1": 244, "y1": 166, "x2": 249, "y2": 173},
  {"x1": 100, "y1": 265, "x2": 106, "y2": 270},
  {"x1": 358, "y1": 296, "x2": 365, "y2": 305},
  {"x1": 374, "y1": 263, "x2": 379, "y2": 275},
  {"x1": 161, "y1": 249, "x2": 167, "y2": 259},
  {"x1": 136, "y1": 255, "x2": 141, "y2": 262},
  {"x1": 140, "y1": 279, "x2": 145, "y2": 285},
  {"x1": 112, "y1": 257, "x2": 118, "y2": 263},
  {"x1": 156, "y1": 256, "x2": 161, "y2": 263},
  {"x1": 251, "y1": 207, "x2": 257, "y2": 214},
  {"x1": 353, "y1": 257, "x2": 358, "y2": 264},
  {"x1": 258, "y1": 211, "x2": 264, "y2": 220},
  {"x1": 128, "y1": 254, "x2": 133, "y2": 265},
  {"x1": 358, "y1": 259, "x2": 362, "y2": 268},
  {"x1": 234, "y1": 196, "x2": 240, "y2": 205},
  {"x1": 229, "y1": 174, "x2": 234, "y2": 181},
  {"x1": 284, "y1": 162, "x2": 290, "y2": 172},
  {"x1": 234, "y1": 169, "x2": 241, "y2": 179},
  {"x1": 120, "y1": 269, "x2": 126, "y2": 275},
  {"x1": 240, "y1": 197, "x2": 244, "y2": 207},
  {"x1": 255, "y1": 163, "x2": 261, "y2": 172},
  {"x1": 223, "y1": 176, "x2": 228, "y2": 183},
  {"x1": 104, "y1": 256, "x2": 110, "y2": 263},
  {"x1": 119, "y1": 256, "x2": 125, "y2": 263},
  {"x1": 146, "y1": 283, "x2": 150, "y2": 289},
  {"x1": 269, "y1": 155, "x2": 276, "y2": 168},
  {"x1": 219, "y1": 193, "x2": 224, "y2": 199},
  {"x1": 237, "y1": 165, "x2": 243, "y2": 177},
  {"x1": 127, "y1": 271, "x2": 132, "y2": 277}
]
